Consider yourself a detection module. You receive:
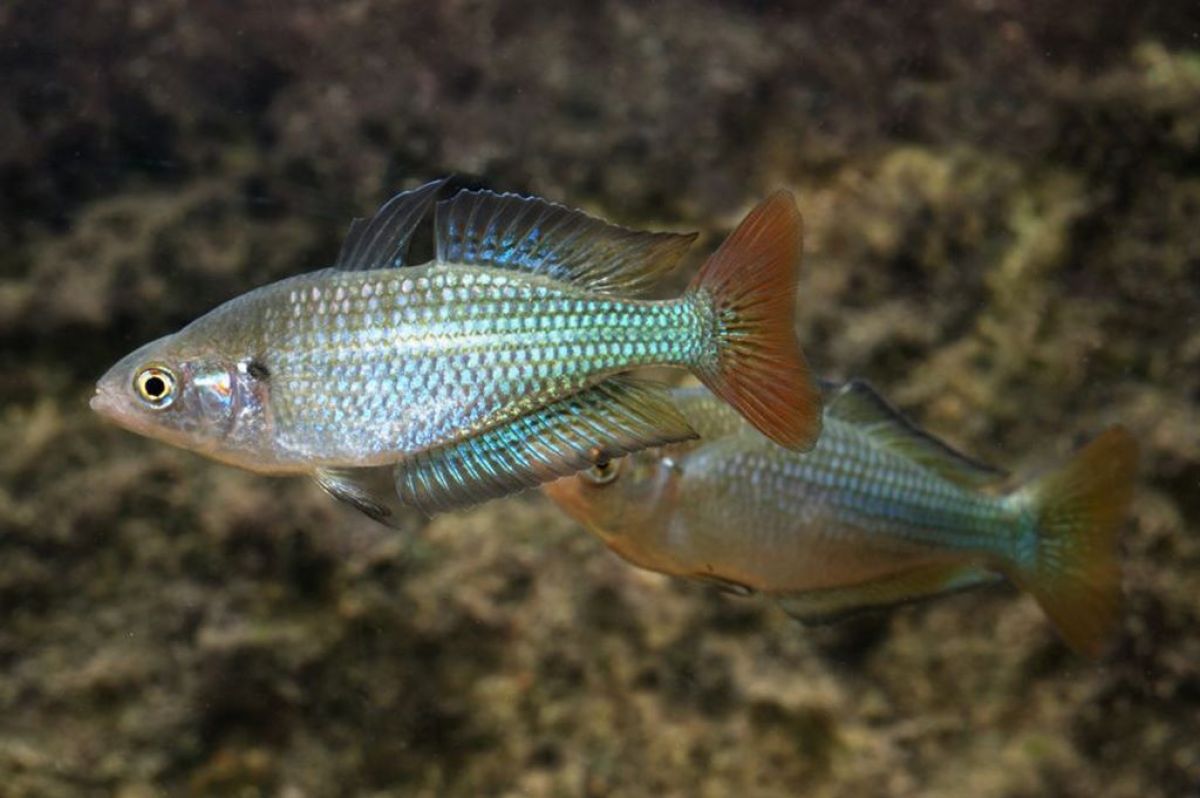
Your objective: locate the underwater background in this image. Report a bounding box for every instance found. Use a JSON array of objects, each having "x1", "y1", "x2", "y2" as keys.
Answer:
[{"x1": 1, "y1": 2, "x2": 1198, "y2": 796}]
